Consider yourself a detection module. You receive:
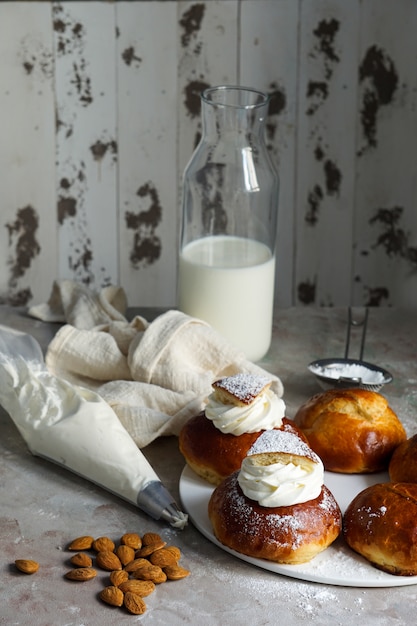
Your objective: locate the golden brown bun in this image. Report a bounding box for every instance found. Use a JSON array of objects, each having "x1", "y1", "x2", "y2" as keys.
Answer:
[
  {"x1": 389, "y1": 434, "x2": 417, "y2": 482},
  {"x1": 294, "y1": 388, "x2": 406, "y2": 473},
  {"x1": 208, "y1": 471, "x2": 342, "y2": 564},
  {"x1": 343, "y1": 482, "x2": 417, "y2": 575},
  {"x1": 179, "y1": 415, "x2": 308, "y2": 485}
]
